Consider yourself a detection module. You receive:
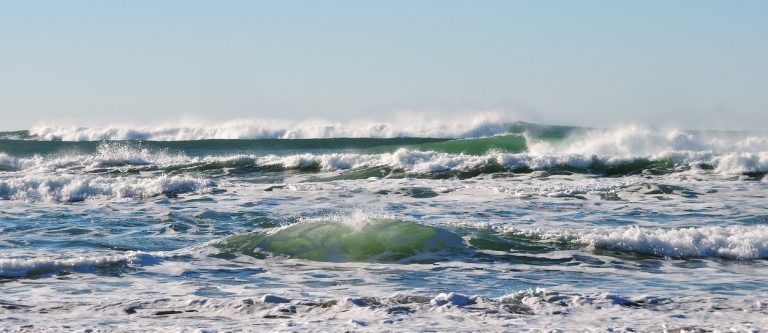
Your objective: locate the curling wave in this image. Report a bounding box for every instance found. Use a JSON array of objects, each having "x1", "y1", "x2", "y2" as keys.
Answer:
[{"x1": 0, "y1": 174, "x2": 214, "y2": 202}]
